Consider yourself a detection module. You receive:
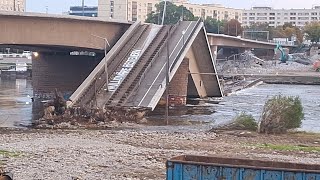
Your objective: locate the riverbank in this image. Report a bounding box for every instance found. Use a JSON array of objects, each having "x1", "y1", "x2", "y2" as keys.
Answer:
[{"x1": 0, "y1": 127, "x2": 319, "y2": 180}]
